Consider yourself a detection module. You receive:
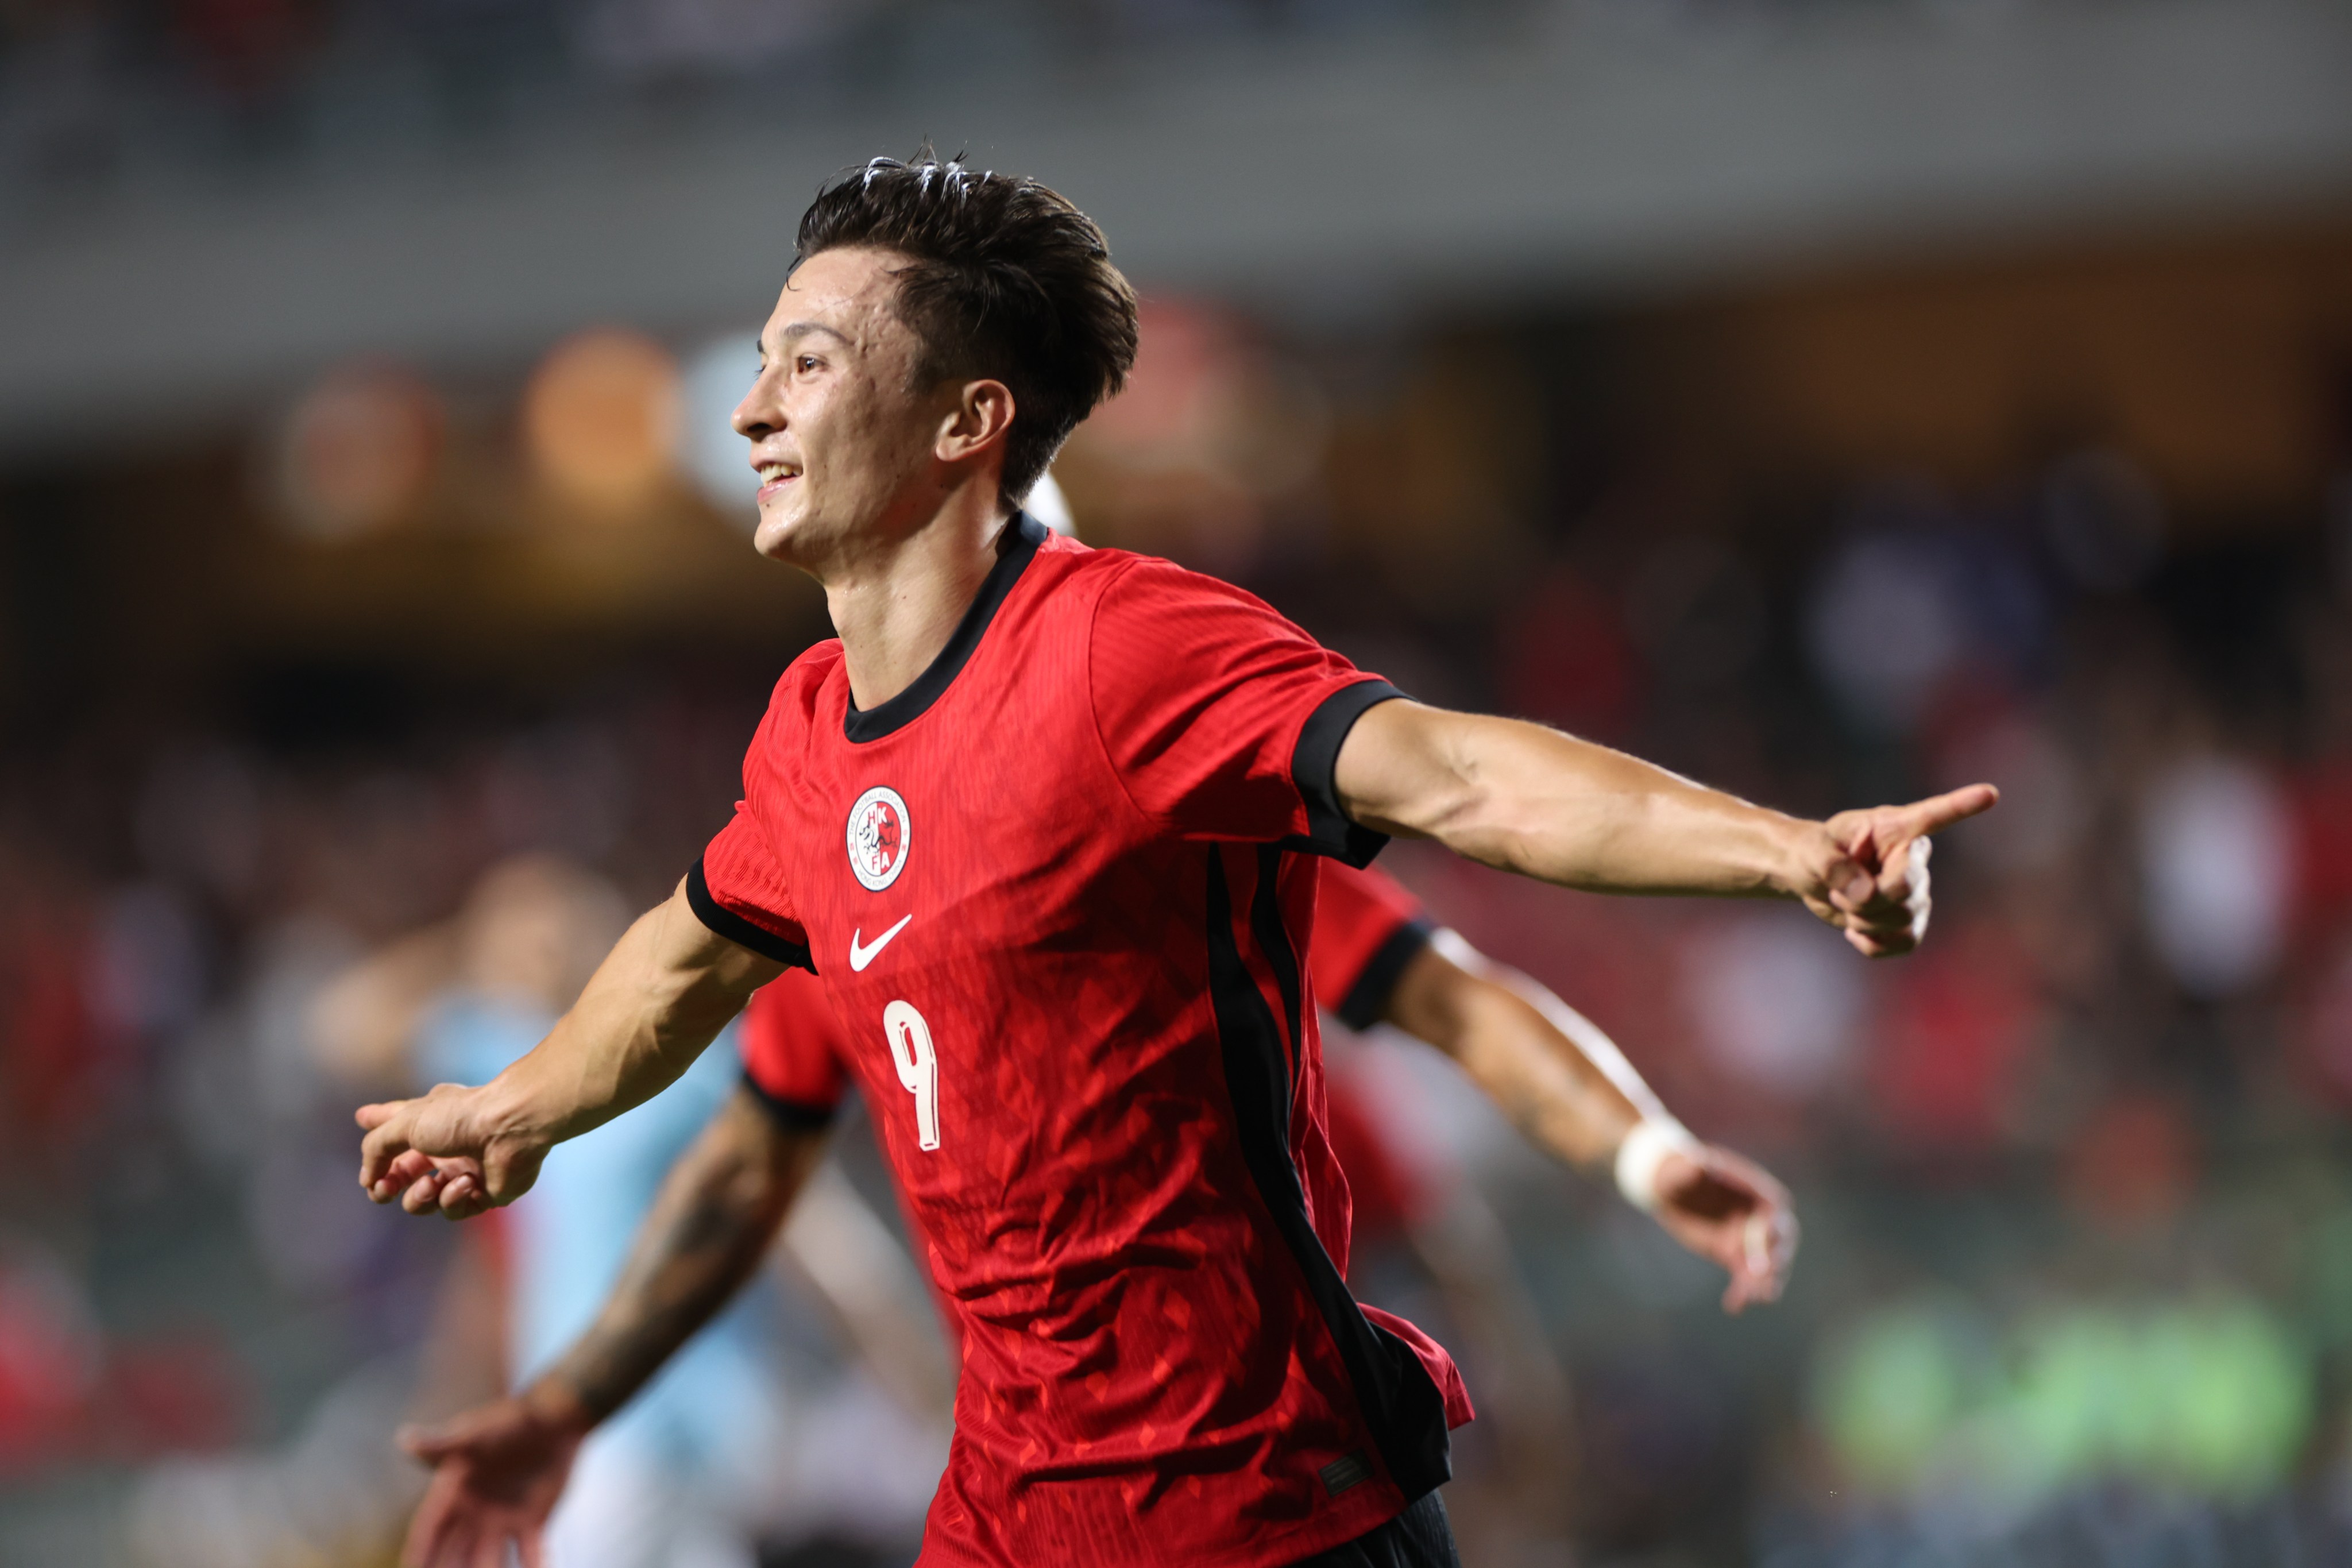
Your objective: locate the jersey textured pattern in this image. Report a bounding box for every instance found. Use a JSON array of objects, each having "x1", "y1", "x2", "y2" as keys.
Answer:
[
  {"x1": 736, "y1": 862, "x2": 1436, "y2": 1135},
  {"x1": 698, "y1": 515, "x2": 1469, "y2": 1567}
]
